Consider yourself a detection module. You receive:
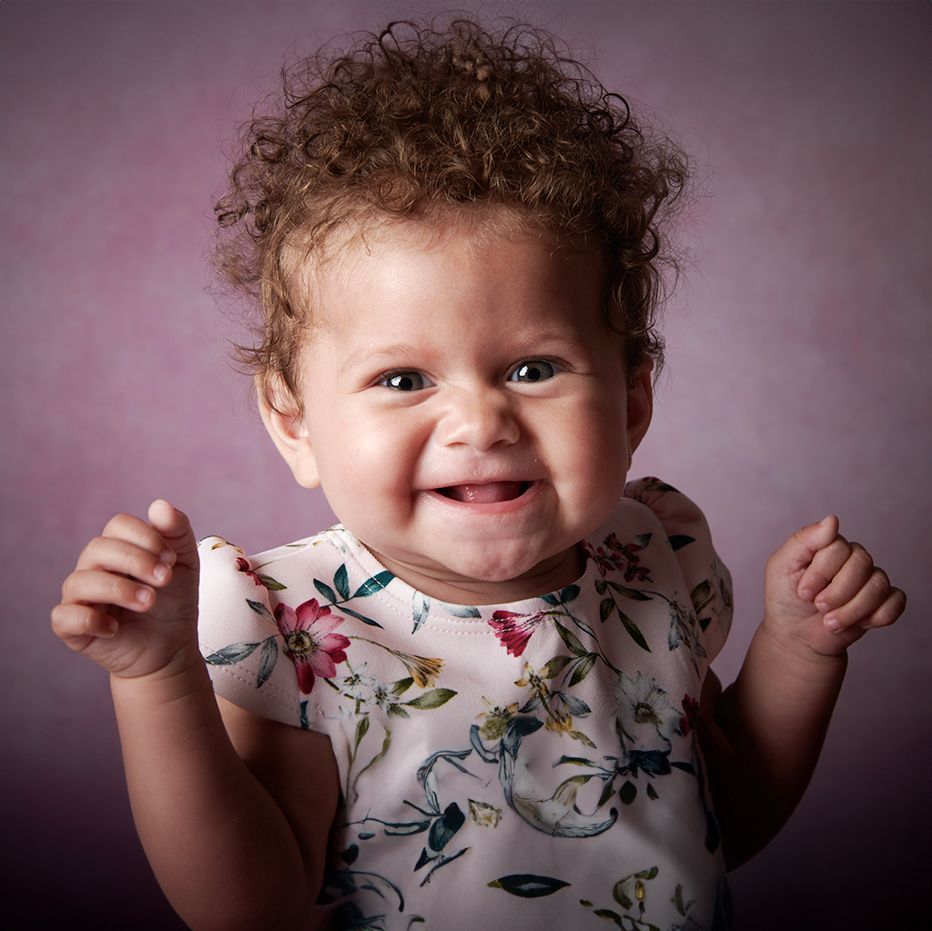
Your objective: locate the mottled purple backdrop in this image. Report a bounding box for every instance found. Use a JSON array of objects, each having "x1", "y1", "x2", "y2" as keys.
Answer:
[{"x1": 2, "y1": 1, "x2": 929, "y2": 928}]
